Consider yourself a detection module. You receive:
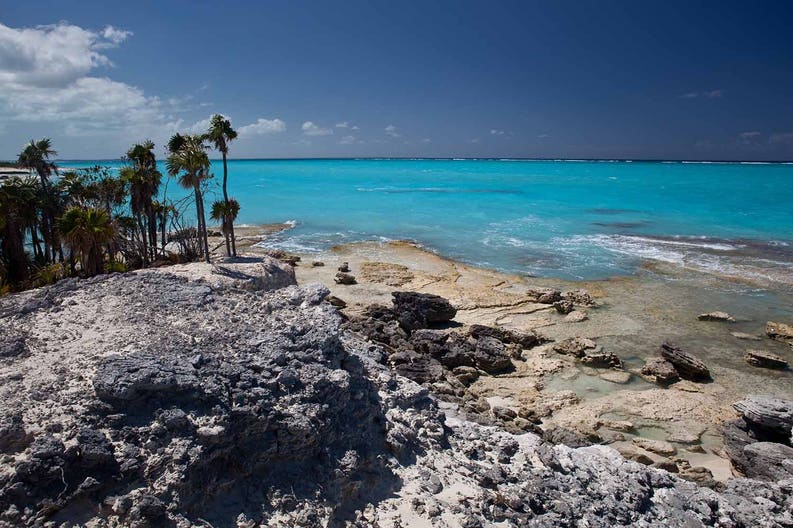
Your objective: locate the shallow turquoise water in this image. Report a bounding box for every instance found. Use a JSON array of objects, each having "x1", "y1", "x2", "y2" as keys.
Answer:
[{"x1": 58, "y1": 159, "x2": 793, "y2": 282}]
